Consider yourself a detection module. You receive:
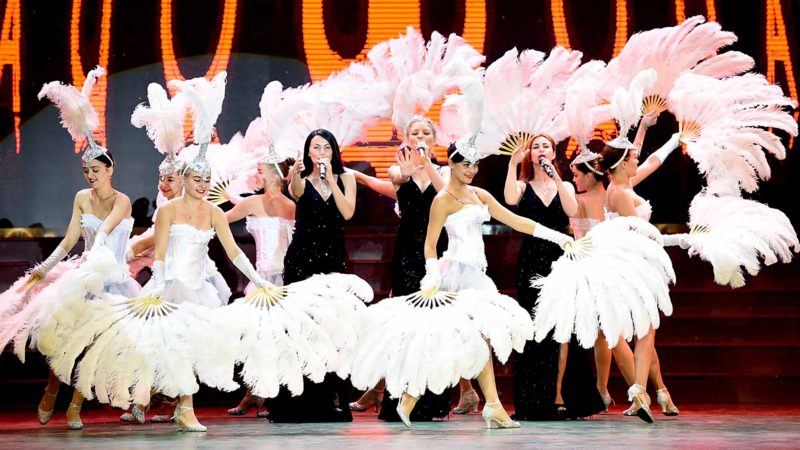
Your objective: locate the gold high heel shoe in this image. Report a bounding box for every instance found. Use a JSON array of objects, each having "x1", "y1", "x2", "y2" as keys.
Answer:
[
  {"x1": 625, "y1": 384, "x2": 654, "y2": 424},
  {"x1": 656, "y1": 389, "x2": 680, "y2": 416},
  {"x1": 452, "y1": 389, "x2": 480, "y2": 414},
  {"x1": 66, "y1": 402, "x2": 84, "y2": 430},
  {"x1": 174, "y1": 406, "x2": 207, "y2": 432},
  {"x1": 482, "y1": 402, "x2": 520, "y2": 429},
  {"x1": 37, "y1": 389, "x2": 58, "y2": 425}
]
